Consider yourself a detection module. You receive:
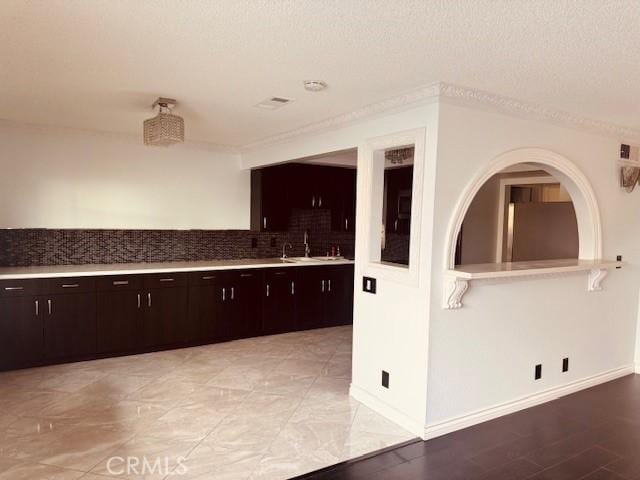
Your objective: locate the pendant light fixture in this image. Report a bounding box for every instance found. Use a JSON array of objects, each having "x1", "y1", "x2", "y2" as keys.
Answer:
[{"x1": 143, "y1": 97, "x2": 184, "y2": 146}]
